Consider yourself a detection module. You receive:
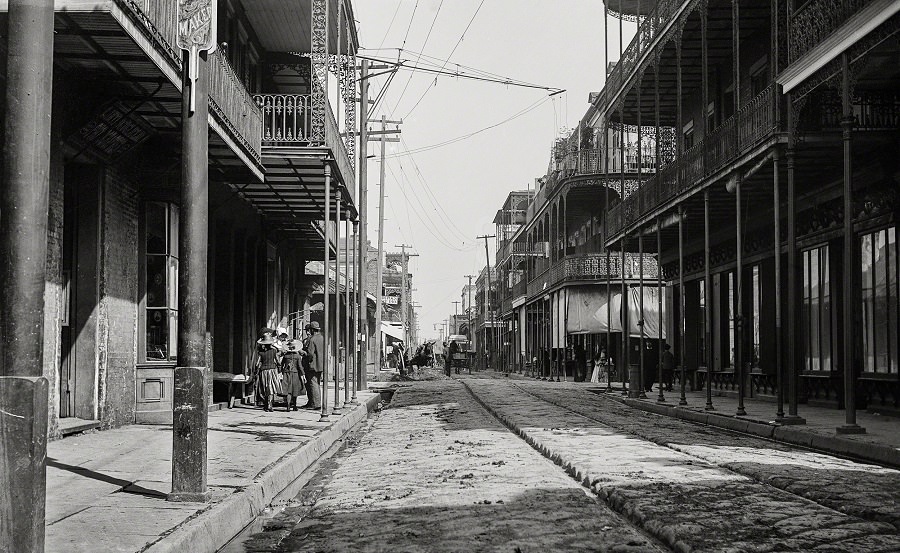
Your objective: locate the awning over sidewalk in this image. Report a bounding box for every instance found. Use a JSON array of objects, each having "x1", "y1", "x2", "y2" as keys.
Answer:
[
  {"x1": 567, "y1": 286, "x2": 665, "y2": 339},
  {"x1": 381, "y1": 322, "x2": 405, "y2": 341}
]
